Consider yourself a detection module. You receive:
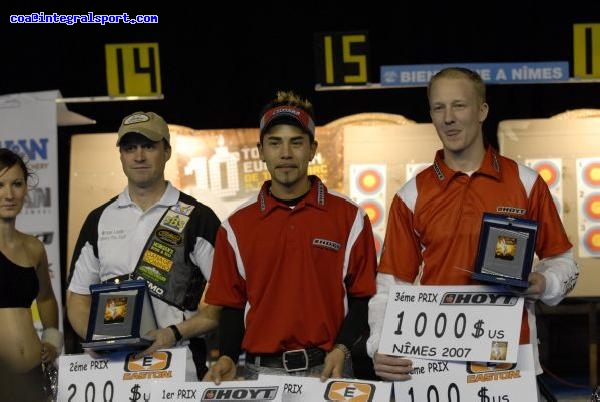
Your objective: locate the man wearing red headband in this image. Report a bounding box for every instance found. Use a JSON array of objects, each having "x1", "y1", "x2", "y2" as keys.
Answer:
[{"x1": 204, "y1": 90, "x2": 377, "y2": 382}]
